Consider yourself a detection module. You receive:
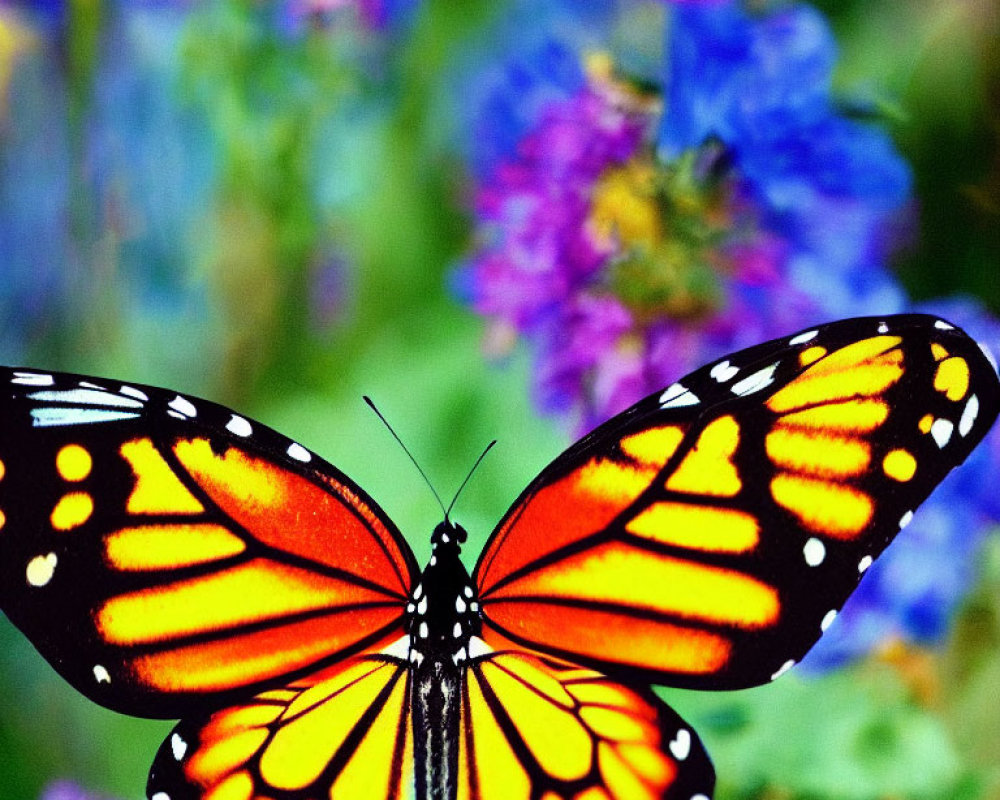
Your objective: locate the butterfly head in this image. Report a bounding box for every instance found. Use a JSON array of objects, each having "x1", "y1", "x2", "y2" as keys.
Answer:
[{"x1": 431, "y1": 519, "x2": 468, "y2": 552}]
